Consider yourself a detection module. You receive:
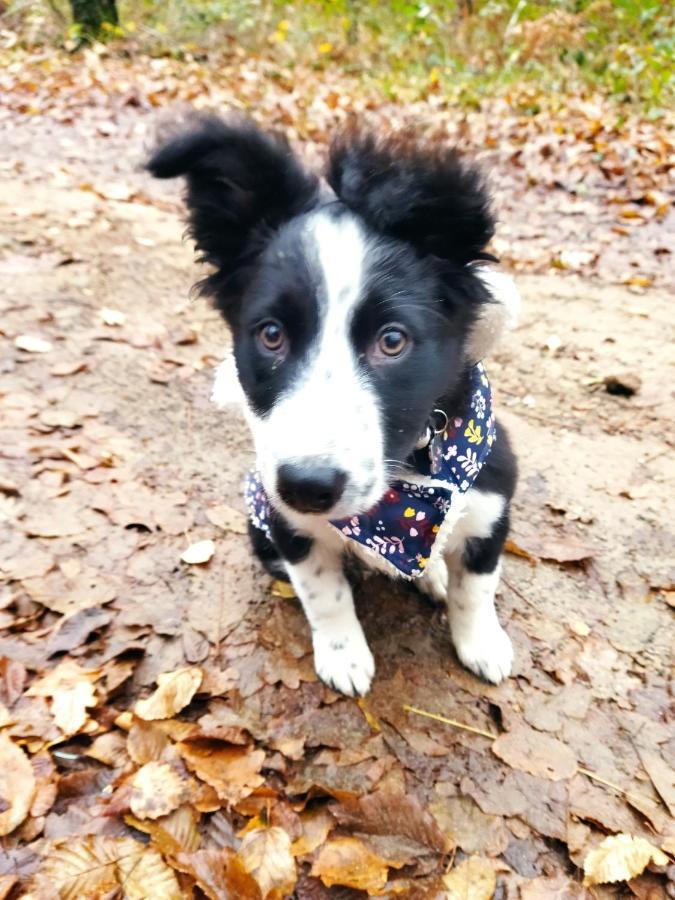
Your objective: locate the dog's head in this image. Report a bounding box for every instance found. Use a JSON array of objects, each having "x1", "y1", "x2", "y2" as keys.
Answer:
[{"x1": 148, "y1": 116, "x2": 518, "y2": 523}]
